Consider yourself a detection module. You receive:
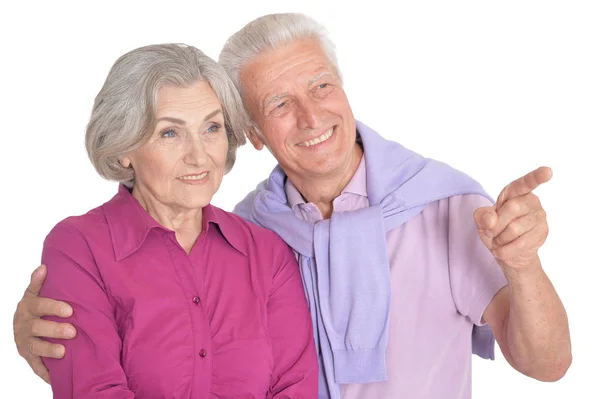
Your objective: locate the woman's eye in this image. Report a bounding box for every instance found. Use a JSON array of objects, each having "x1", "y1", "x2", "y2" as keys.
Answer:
[
  {"x1": 206, "y1": 123, "x2": 222, "y2": 133},
  {"x1": 161, "y1": 129, "x2": 176, "y2": 138}
]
